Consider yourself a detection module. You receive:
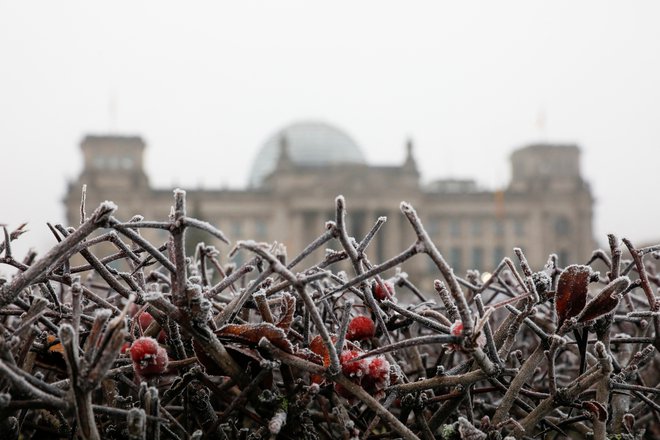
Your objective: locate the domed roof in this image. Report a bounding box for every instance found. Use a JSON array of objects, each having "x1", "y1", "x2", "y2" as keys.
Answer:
[{"x1": 248, "y1": 121, "x2": 366, "y2": 187}]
